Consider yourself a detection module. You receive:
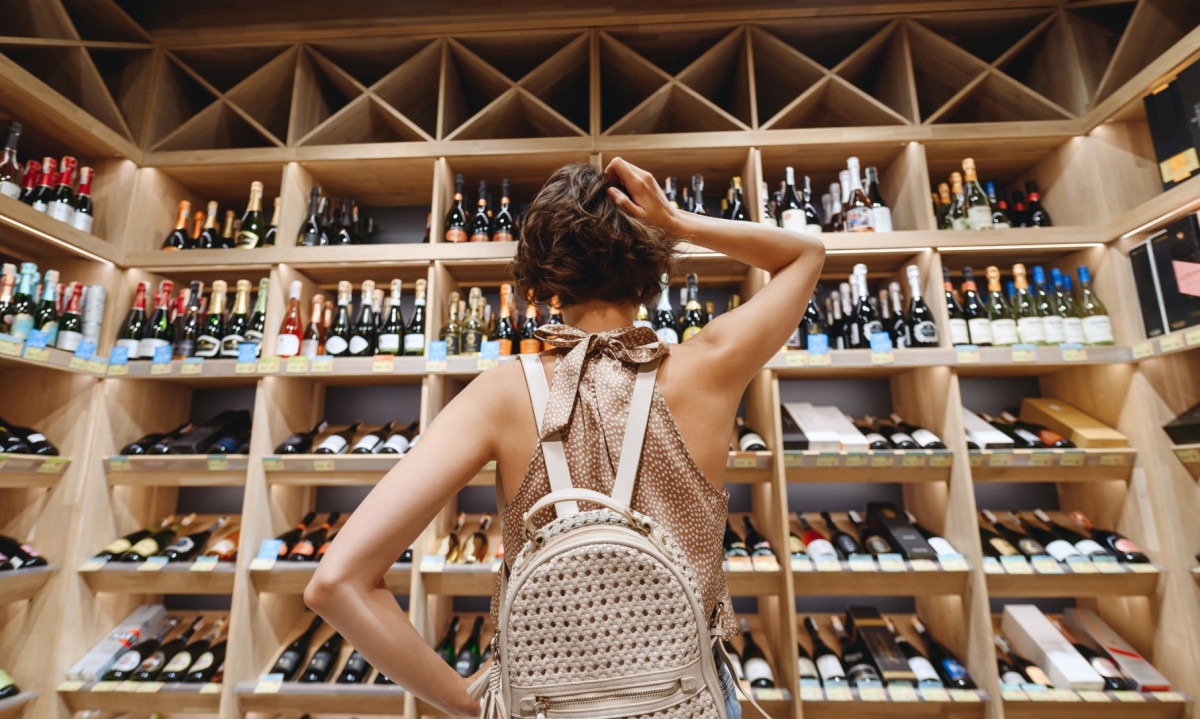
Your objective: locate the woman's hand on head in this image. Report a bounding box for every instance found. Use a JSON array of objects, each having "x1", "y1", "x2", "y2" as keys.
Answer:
[{"x1": 604, "y1": 157, "x2": 678, "y2": 237}]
